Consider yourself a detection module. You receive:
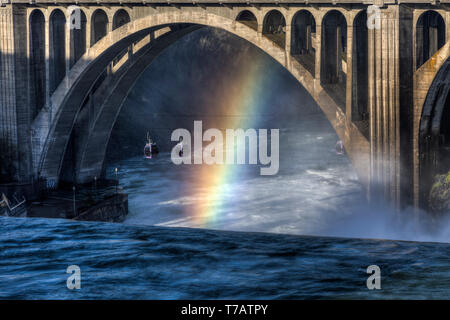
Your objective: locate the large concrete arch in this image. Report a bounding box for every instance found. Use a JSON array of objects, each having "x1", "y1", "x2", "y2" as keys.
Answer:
[
  {"x1": 413, "y1": 41, "x2": 450, "y2": 207},
  {"x1": 33, "y1": 9, "x2": 370, "y2": 189},
  {"x1": 417, "y1": 58, "x2": 450, "y2": 208},
  {"x1": 77, "y1": 26, "x2": 201, "y2": 182}
]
